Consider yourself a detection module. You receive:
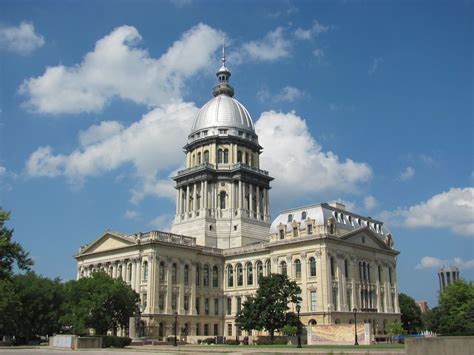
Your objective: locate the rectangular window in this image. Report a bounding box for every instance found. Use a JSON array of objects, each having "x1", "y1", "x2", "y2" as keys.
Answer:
[
  {"x1": 204, "y1": 324, "x2": 209, "y2": 336},
  {"x1": 196, "y1": 323, "x2": 200, "y2": 336},
  {"x1": 184, "y1": 295, "x2": 189, "y2": 311},
  {"x1": 171, "y1": 294, "x2": 177, "y2": 310},
  {"x1": 293, "y1": 226, "x2": 298, "y2": 237},
  {"x1": 214, "y1": 324, "x2": 218, "y2": 336},
  {"x1": 142, "y1": 292, "x2": 147, "y2": 308},
  {"x1": 214, "y1": 298, "x2": 219, "y2": 315},
  {"x1": 159, "y1": 293, "x2": 164, "y2": 310},
  {"x1": 381, "y1": 292, "x2": 385, "y2": 312},
  {"x1": 307, "y1": 224, "x2": 313, "y2": 234},
  {"x1": 196, "y1": 297, "x2": 200, "y2": 315},
  {"x1": 205, "y1": 298, "x2": 210, "y2": 315},
  {"x1": 344, "y1": 260, "x2": 349, "y2": 278},
  {"x1": 227, "y1": 323, "x2": 232, "y2": 336},
  {"x1": 310, "y1": 291, "x2": 317, "y2": 311},
  {"x1": 227, "y1": 298, "x2": 232, "y2": 315},
  {"x1": 347, "y1": 290, "x2": 352, "y2": 311},
  {"x1": 237, "y1": 297, "x2": 241, "y2": 313},
  {"x1": 279, "y1": 229, "x2": 284, "y2": 240},
  {"x1": 333, "y1": 287, "x2": 338, "y2": 310}
]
